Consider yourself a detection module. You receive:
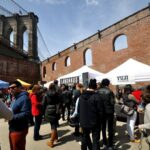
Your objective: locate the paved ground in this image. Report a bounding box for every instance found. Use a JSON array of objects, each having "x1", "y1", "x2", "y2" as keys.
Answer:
[{"x1": 0, "y1": 119, "x2": 146, "y2": 150}]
